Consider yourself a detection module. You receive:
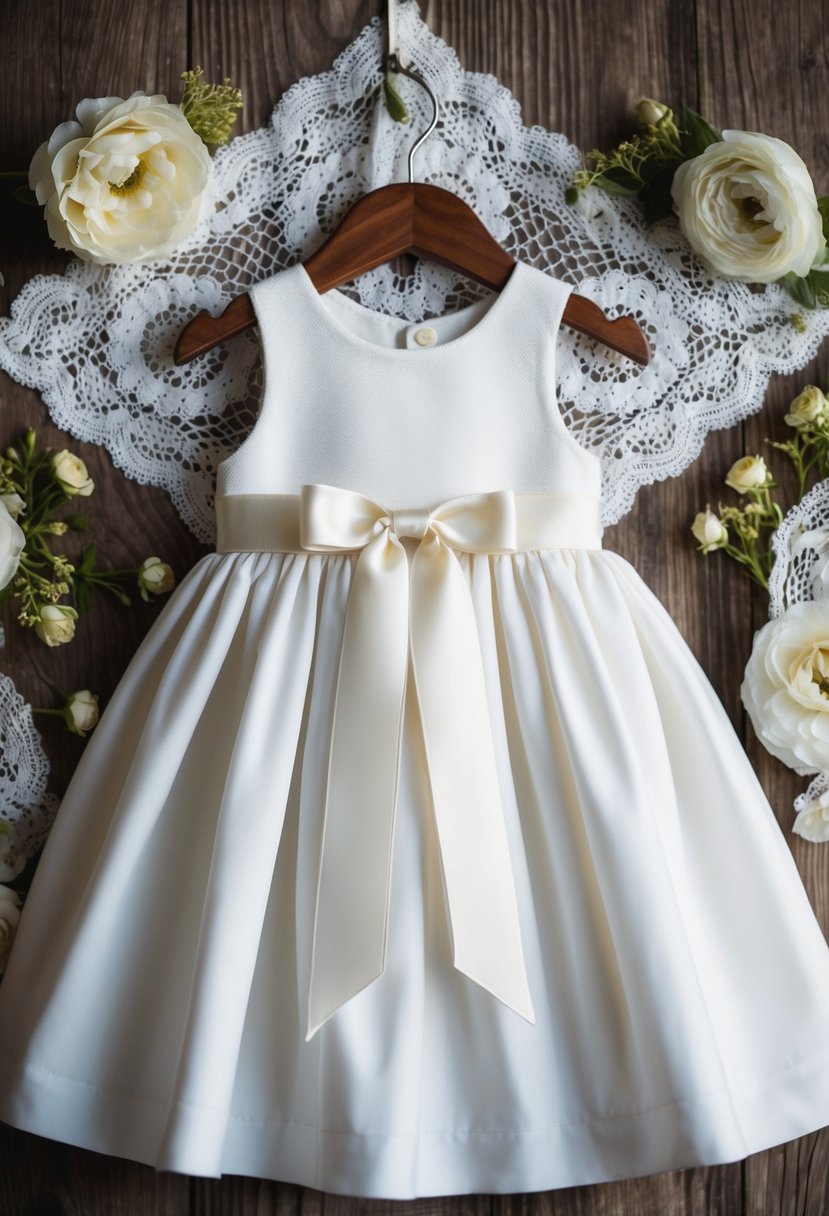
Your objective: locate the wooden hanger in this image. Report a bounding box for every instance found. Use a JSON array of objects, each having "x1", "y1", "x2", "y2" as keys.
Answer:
[{"x1": 174, "y1": 56, "x2": 651, "y2": 369}]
